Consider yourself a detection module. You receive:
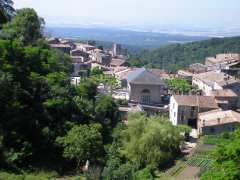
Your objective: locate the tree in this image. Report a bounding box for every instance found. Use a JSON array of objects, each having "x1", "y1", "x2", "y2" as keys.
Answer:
[
  {"x1": 201, "y1": 129, "x2": 240, "y2": 180},
  {"x1": 134, "y1": 168, "x2": 154, "y2": 180},
  {"x1": 166, "y1": 78, "x2": 199, "y2": 94},
  {"x1": 0, "y1": 0, "x2": 14, "y2": 24},
  {"x1": 1, "y1": 8, "x2": 44, "y2": 44},
  {"x1": 95, "y1": 95, "x2": 119, "y2": 143},
  {"x1": 90, "y1": 67, "x2": 103, "y2": 76},
  {"x1": 95, "y1": 95, "x2": 119, "y2": 128},
  {"x1": 120, "y1": 113, "x2": 185, "y2": 169},
  {"x1": 56, "y1": 124, "x2": 103, "y2": 168},
  {"x1": 75, "y1": 79, "x2": 98, "y2": 100}
]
